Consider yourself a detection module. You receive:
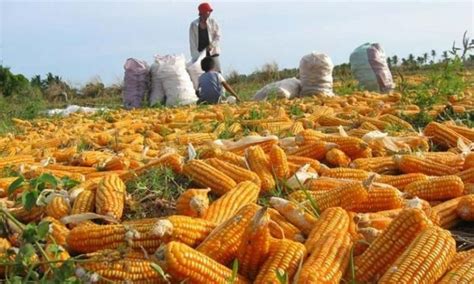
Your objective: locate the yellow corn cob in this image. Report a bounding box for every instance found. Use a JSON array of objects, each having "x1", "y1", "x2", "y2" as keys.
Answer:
[
  {"x1": 320, "y1": 167, "x2": 372, "y2": 181},
  {"x1": 304, "y1": 177, "x2": 353, "y2": 192},
  {"x1": 354, "y1": 208, "x2": 432, "y2": 282},
  {"x1": 464, "y1": 152, "x2": 474, "y2": 170},
  {"x1": 0, "y1": 238, "x2": 11, "y2": 253},
  {"x1": 182, "y1": 159, "x2": 237, "y2": 196},
  {"x1": 45, "y1": 195, "x2": 70, "y2": 220},
  {"x1": 355, "y1": 213, "x2": 393, "y2": 231},
  {"x1": 269, "y1": 144, "x2": 290, "y2": 179},
  {"x1": 286, "y1": 155, "x2": 321, "y2": 173},
  {"x1": 288, "y1": 141, "x2": 336, "y2": 160},
  {"x1": 203, "y1": 181, "x2": 259, "y2": 225},
  {"x1": 236, "y1": 208, "x2": 271, "y2": 280},
  {"x1": 197, "y1": 204, "x2": 260, "y2": 265},
  {"x1": 379, "y1": 114, "x2": 415, "y2": 131},
  {"x1": 424, "y1": 121, "x2": 471, "y2": 148},
  {"x1": 304, "y1": 207, "x2": 350, "y2": 253},
  {"x1": 10, "y1": 206, "x2": 44, "y2": 223},
  {"x1": 102, "y1": 156, "x2": 130, "y2": 171},
  {"x1": 325, "y1": 147, "x2": 351, "y2": 167},
  {"x1": 254, "y1": 238, "x2": 306, "y2": 284},
  {"x1": 205, "y1": 158, "x2": 261, "y2": 187},
  {"x1": 360, "y1": 121, "x2": 380, "y2": 130},
  {"x1": 457, "y1": 167, "x2": 474, "y2": 183},
  {"x1": 74, "y1": 151, "x2": 112, "y2": 167},
  {"x1": 0, "y1": 155, "x2": 35, "y2": 168},
  {"x1": 358, "y1": 115, "x2": 391, "y2": 129},
  {"x1": 404, "y1": 176, "x2": 464, "y2": 201},
  {"x1": 351, "y1": 157, "x2": 398, "y2": 174},
  {"x1": 447, "y1": 249, "x2": 474, "y2": 270},
  {"x1": 321, "y1": 135, "x2": 369, "y2": 158},
  {"x1": 394, "y1": 154, "x2": 458, "y2": 176},
  {"x1": 82, "y1": 250, "x2": 164, "y2": 283},
  {"x1": 289, "y1": 121, "x2": 305, "y2": 135},
  {"x1": 45, "y1": 164, "x2": 97, "y2": 175},
  {"x1": 317, "y1": 115, "x2": 353, "y2": 127},
  {"x1": 456, "y1": 194, "x2": 474, "y2": 221},
  {"x1": 379, "y1": 227, "x2": 456, "y2": 284},
  {"x1": 375, "y1": 173, "x2": 428, "y2": 191},
  {"x1": 245, "y1": 146, "x2": 275, "y2": 192},
  {"x1": 438, "y1": 255, "x2": 474, "y2": 284},
  {"x1": 26, "y1": 168, "x2": 85, "y2": 182},
  {"x1": 347, "y1": 184, "x2": 404, "y2": 212},
  {"x1": 269, "y1": 197, "x2": 317, "y2": 236},
  {"x1": 43, "y1": 244, "x2": 70, "y2": 269},
  {"x1": 151, "y1": 215, "x2": 216, "y2": 246},
  {"x1": 174, "y1": 133, "x2": 217, "y2": 145},
  {"x1": 295, "y1": 129, "x2": 326, "y2": 145},
  {"x1": 423, "y1": 152, "x2": 464, "y2": 170},
  {"x1": 155, "y1": 241, "x2": 249, "y2": 284},
  {"x1": 444, "y1": 122, "x2": 474, "y2": 140},
  {"x1": 42, "y1": 217, "x2": 70, "y2": 247},
  {"x1": 430, "y1": 196, "x2": 464, "y2": 229},
  {"x1": 175, "y1": 188, "x2": 210, "y2": 217},
  {"x1": 71, "y1": 189, "x2": 95, "y2": 215},
  {"x1": 297, "y1": 230, "x2": 352, "y2": 284},
  {"x1": 95, "y1": 174, "x2": 126, "y2": 220},
  {"x1": 216, "y1": 150, "x2": 247, "y2": 168},
  {"x1": 290, "y1": 181, "x2": 369, "y2": 212},
  {"x1": 267, "y1": 208, "x2": 305, "y2": 242},
  {"x1": 0, "y1": 177, "x2": 19, "y2": 197}
]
